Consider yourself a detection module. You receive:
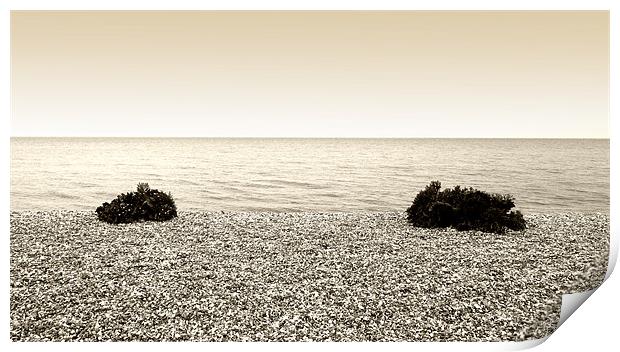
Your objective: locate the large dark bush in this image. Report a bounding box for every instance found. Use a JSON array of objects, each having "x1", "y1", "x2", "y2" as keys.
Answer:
[
  {"x1": 406, "y1": 181, "x2": 526, "y2": 234},
  {"x1": 96, "y1": 183, "x2": 177, "y2": 224}
]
